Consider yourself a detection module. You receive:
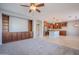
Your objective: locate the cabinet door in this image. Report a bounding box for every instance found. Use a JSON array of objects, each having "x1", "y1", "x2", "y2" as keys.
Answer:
[
  {"x1": 17, "y1": 32, "x2": 22, "y2": 40},
  {"x1": 12, "y1": 32, "x2": 18, "y2": 41},
  {"x1": 59, "y1": 31, "x2": 66, "y2": 36},
  {"x1": 2, "y1": 32, "x2": 11, "y2": 43}
]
